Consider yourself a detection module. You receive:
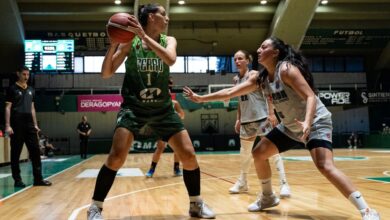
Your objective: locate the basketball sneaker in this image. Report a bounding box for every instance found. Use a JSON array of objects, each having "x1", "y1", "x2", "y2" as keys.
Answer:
[
  {"x1": 189, "y1": 201, "x2": 216, "y2": 219},
  {"x1": 279, "y1": 183, "x2": 291, "y2": 198},
  {"x1": 229, "y1": 180, "x2": 248, "y2": 194},
  {"x1": 248, "y1": 192, "x2": 280, "y2": 212},
  {"x1": 362, "y1": 208, "x2": 380, "y2": 220},
  {"x1": 87, "y1": 204, "x2": 104, "y2": 220},
  {"x1": 145, "y1": 168, "x2": 155, "y2": 178},
  {"x1": 174, "y1": 168, "x2": 183, "y2": 176}
]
